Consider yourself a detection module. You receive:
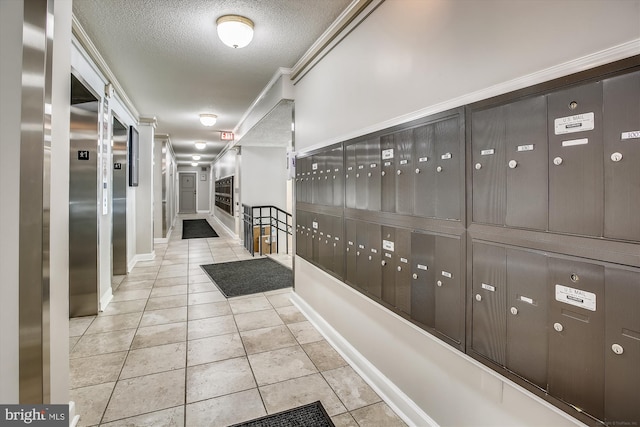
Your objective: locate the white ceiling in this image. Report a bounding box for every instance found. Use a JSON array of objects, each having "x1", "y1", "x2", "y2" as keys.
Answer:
[{"x1": 72, "y1": 0, "x2": 352, "y2": 165}]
